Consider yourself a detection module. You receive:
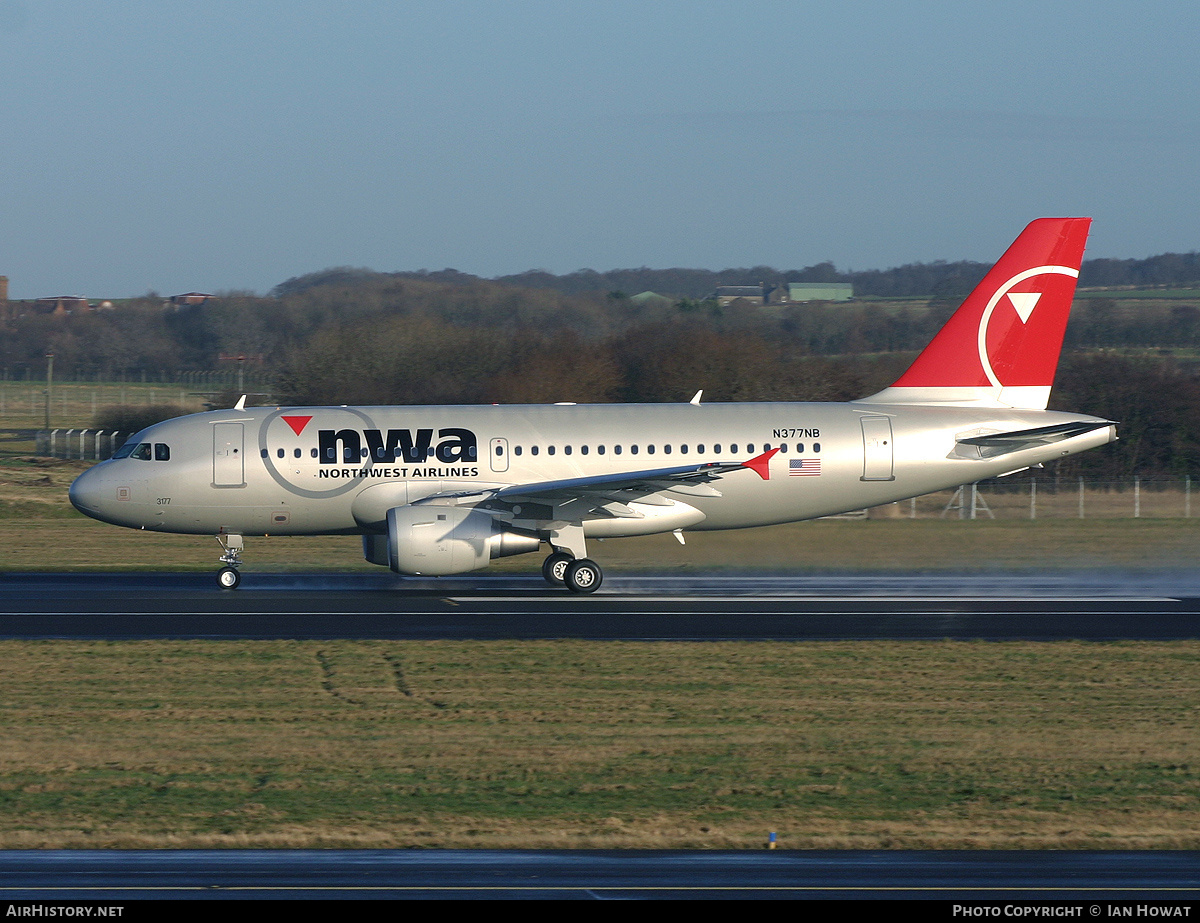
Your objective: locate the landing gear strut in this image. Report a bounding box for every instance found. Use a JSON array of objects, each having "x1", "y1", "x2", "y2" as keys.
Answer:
[
  {"x1": 543, "y1": 524, "x2": 603, "y2": 594},
  {"x1": 216, "y1": 533, "x2": 244, "y2": 590}
]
